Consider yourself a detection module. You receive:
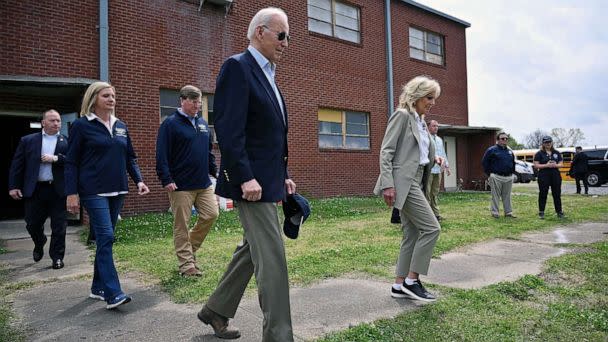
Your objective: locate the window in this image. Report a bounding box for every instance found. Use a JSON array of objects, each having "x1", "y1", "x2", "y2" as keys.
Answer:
[
  {"x1": 318, "y1": 108, "x2": 369, "y2": 149},
  {"x1": 585, "y1": 149, "x2": 608, "y2": 160},
  {"x1": 409, "y1": 27, "x2": 444, "y2": 65},
  {"x1": 308, "y1": 0, "x2": 360, "y2": 44},
  {"x1": 159, "y1": 89, "x2": 216, "y2": 142}
]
